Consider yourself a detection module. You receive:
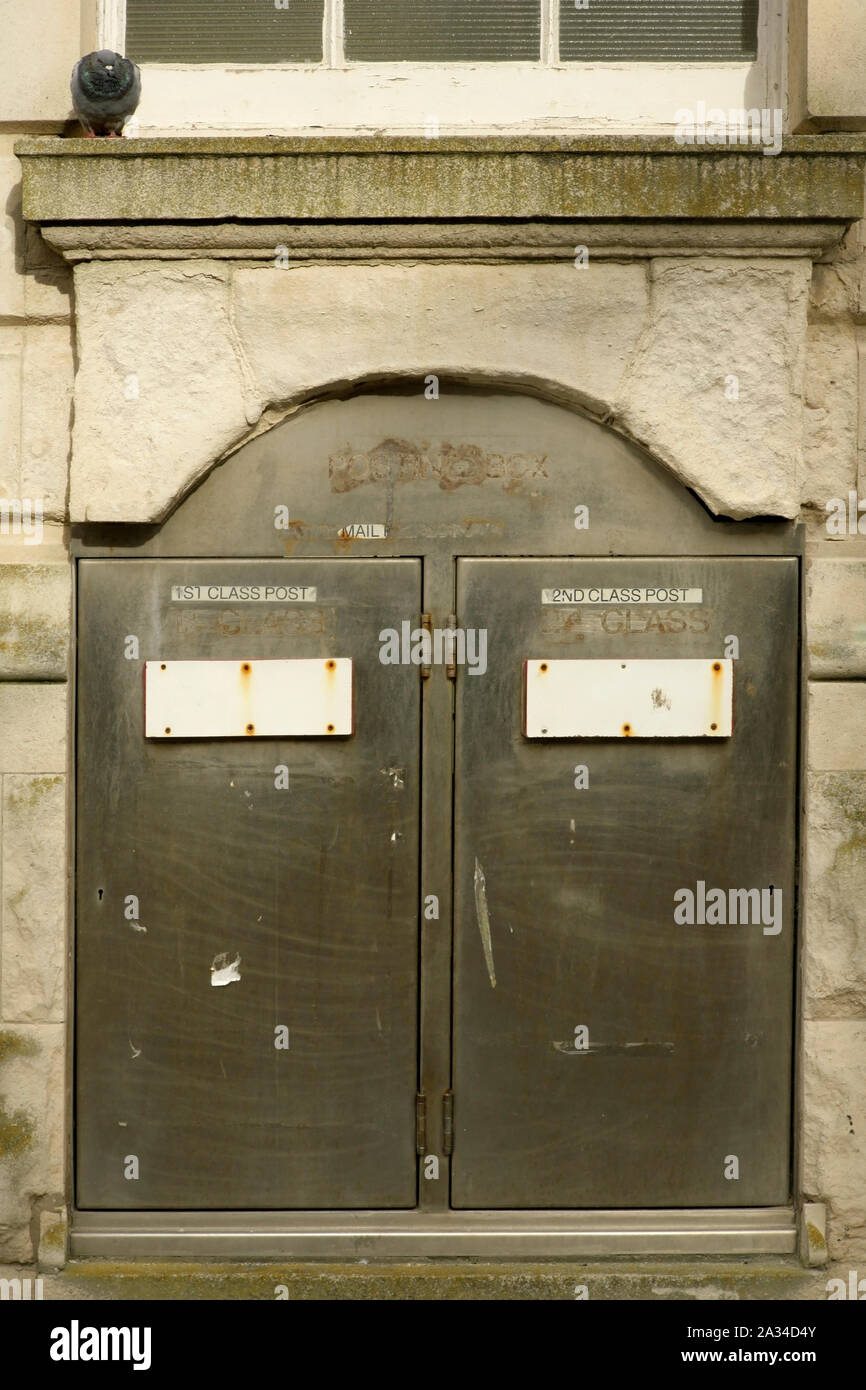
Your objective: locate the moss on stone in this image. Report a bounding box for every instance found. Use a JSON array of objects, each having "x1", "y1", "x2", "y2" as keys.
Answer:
[
  {"x1": 0, "y1": 1098, "x2": 35, "y2": 1158},
  {"x1": 0, "y1": 1030, "x2": 39, "y2": 1065}
]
